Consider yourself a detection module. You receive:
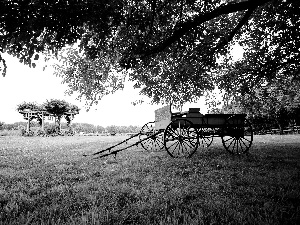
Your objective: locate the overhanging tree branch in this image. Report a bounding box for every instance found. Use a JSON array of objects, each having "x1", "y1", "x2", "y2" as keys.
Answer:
[
  {"x1": 139, "y1": 0, "x2": 272, "y2": 57},
  {"x1": 214, "y1": 6, "x2": 257, "y2": 51},
  {"x1": 0, "y1": 53, "x2": 7, "y2": 77}
]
